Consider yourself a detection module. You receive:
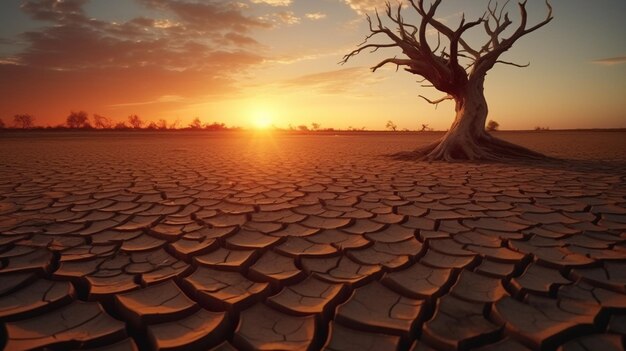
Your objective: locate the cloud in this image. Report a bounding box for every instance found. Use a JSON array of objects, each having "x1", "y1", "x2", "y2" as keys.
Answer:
[
  {"x1": 262, "y1": 11, "x2": 301, "y2": 25},
  {"x1": 343, "y1": 0, "x2": 390, "y2": 15},
  {"x1": 280, "y1": 67, "x2": 383, "y2": 94},
  {"x1": 1, "y1": 0, "x2": 271, "y2": 120},
  {"x1": 251, "y1": 0, "x2": 292, "y2": 6},
  {"x1": 591, "y1": 56, "x2": 626, "y2": 66},
  {"x1": 108, "y1": 95, "x2": 186, "y2": 108},
  {"x1": 305, "y1": 12, "x2": 327, "y2": 20}
]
